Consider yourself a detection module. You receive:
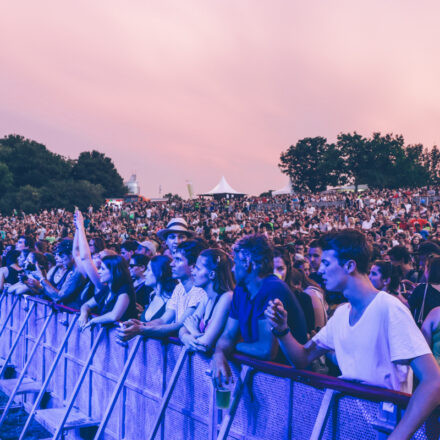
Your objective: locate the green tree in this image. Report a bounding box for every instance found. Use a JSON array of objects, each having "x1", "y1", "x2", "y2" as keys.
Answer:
[
  {"x1": 0, "y1": 135, "x2": 71, "y2": 188},
  {"x1": 39, "y1": 180, "x2": 105, "y2": 211},
  {"x1": 164, "y1": 193, "x2": 182, "y2": 201},
  {"x1": 279, "y1": 137, "x2": 344, "y2": 192},
  {"x1": 0, "y1": 162, "x2": 13, "y2": 194},
  {"x1": 71, "y1": 150, "x2": 126, "y2": 197},
  {"x1": 425, "y1": 145, "x2": 440, "y2": 185},
  {"x1": 15, "y1": 185, "x2": 41, "y2": 214}
]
